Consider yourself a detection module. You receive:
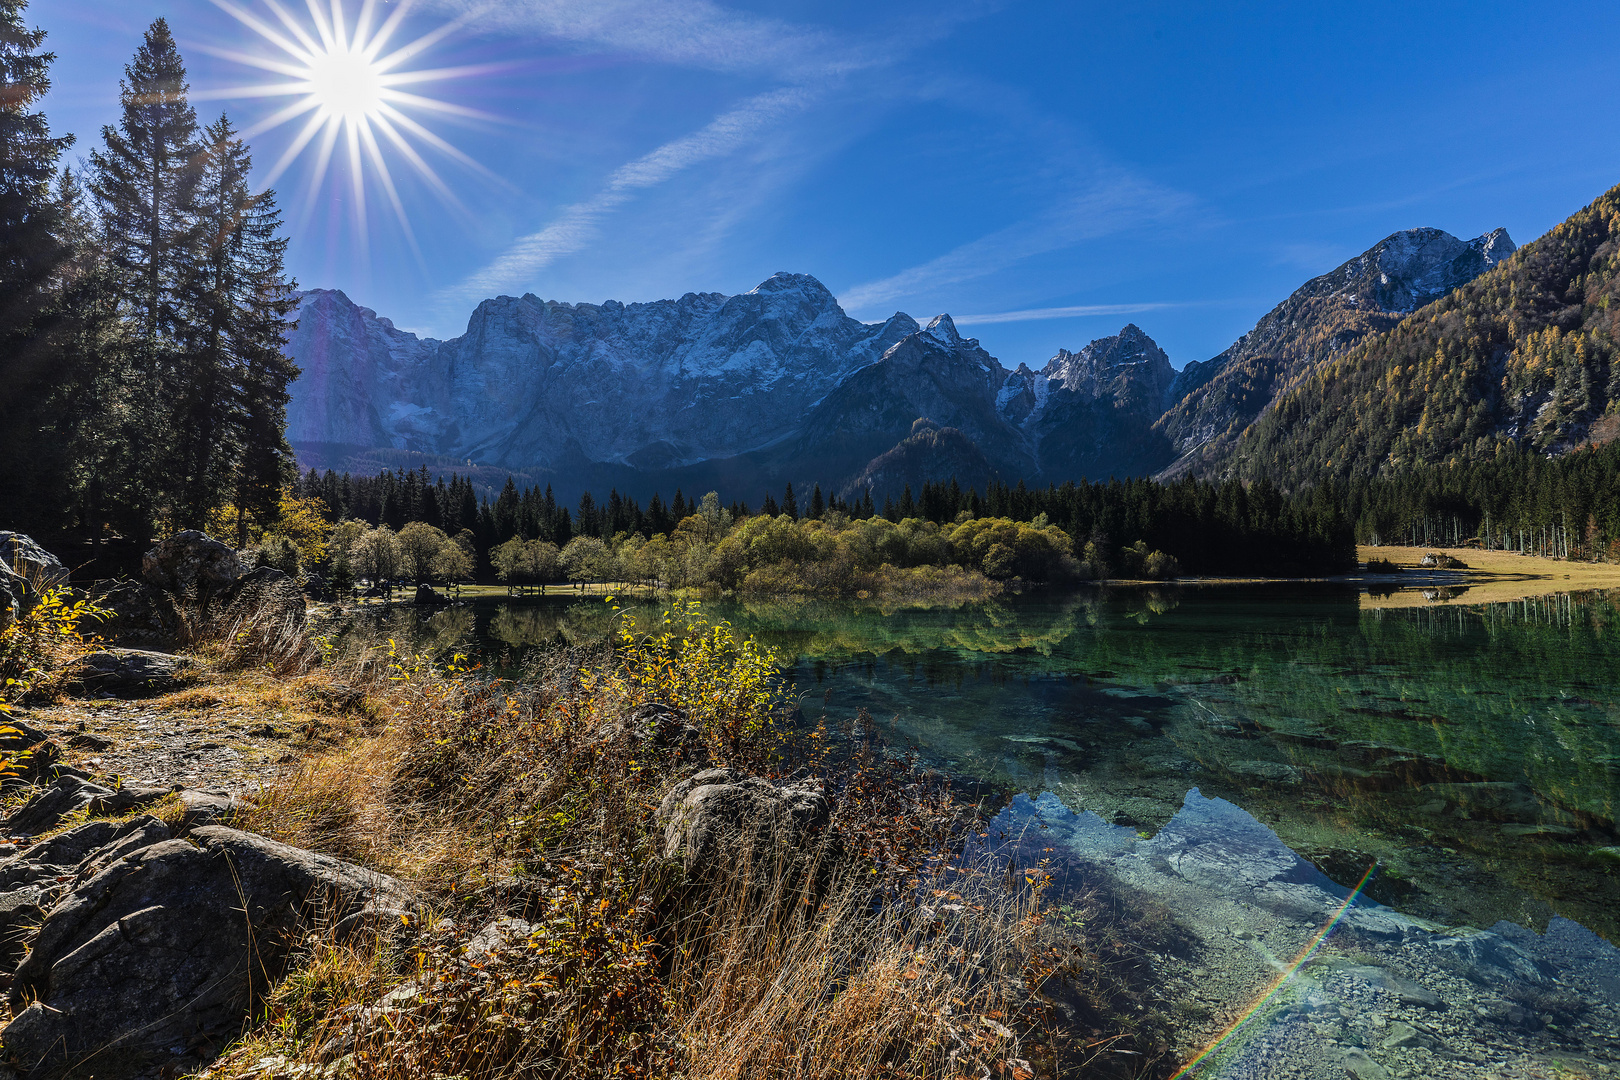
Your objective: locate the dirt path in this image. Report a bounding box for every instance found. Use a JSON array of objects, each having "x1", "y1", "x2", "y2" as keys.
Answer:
[{"x1": 7, "y1": 673, "x2": 367, "y2": 799}]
